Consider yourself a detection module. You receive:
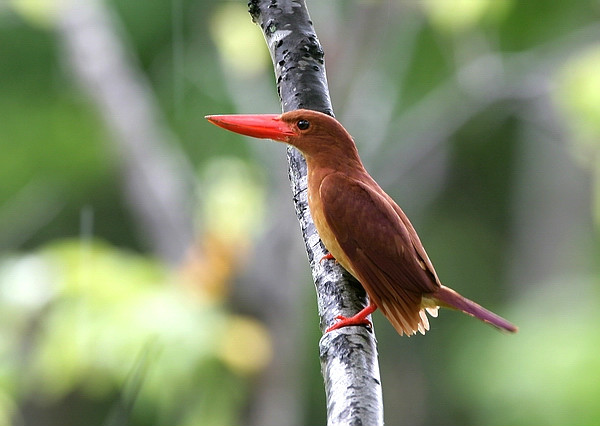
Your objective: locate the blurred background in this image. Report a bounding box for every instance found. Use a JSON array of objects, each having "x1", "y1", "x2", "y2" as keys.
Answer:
[{"x1": 1, "y1": 0, "x2": 599, "y2": 425}]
